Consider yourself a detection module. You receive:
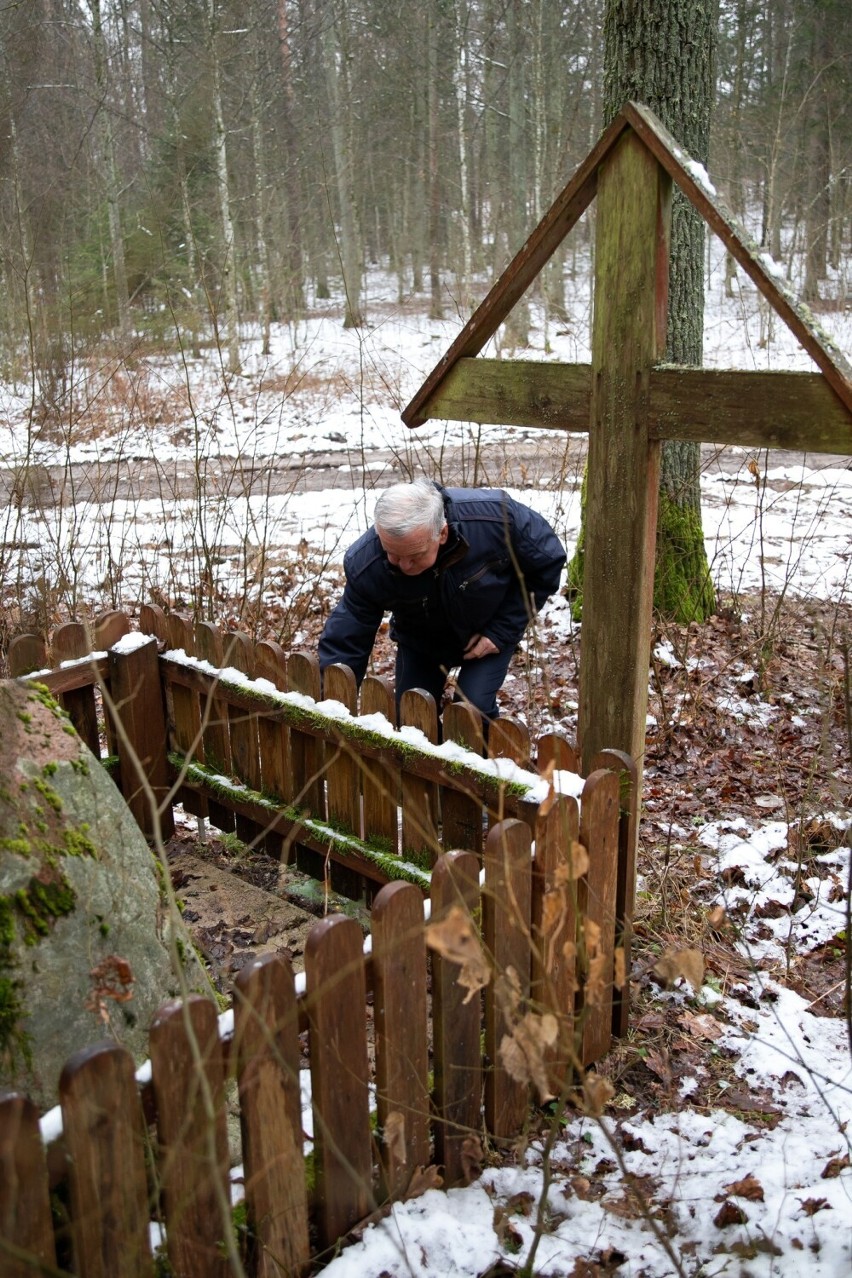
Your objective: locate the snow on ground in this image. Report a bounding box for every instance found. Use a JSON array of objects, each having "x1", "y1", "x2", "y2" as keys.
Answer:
[{"x1": 3, "y1": 224, "x2": 852, "y2": 1274}]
